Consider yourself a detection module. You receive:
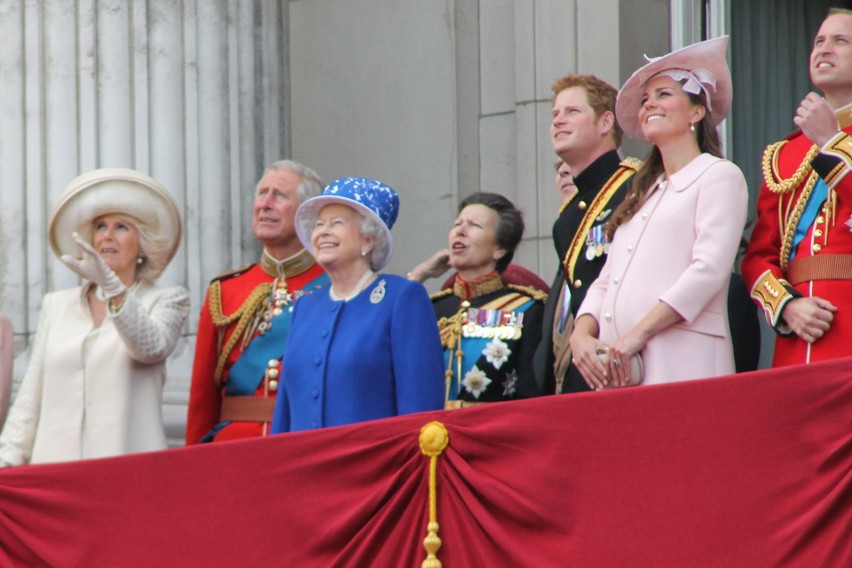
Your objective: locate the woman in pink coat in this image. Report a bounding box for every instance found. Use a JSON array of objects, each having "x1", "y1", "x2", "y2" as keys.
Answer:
[{"x1": 570, "y1": 37, "x2": 748, "y2": 388}]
